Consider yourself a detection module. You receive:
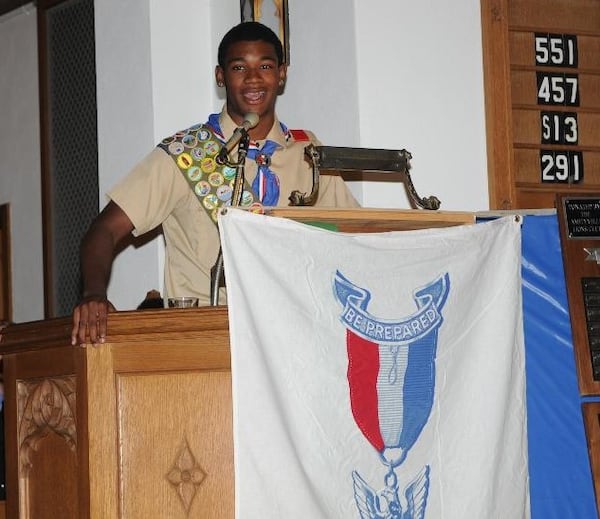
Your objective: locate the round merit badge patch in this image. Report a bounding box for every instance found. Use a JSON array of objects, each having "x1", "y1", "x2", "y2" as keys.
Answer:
[
  {"x1": 187, "y1": 166, "x2": 202, "y2": 181},
  {"x1": 159, "y1": 123, "x2": 262, "y2": 222},
  {"x1": 194, "y1": 181, "x2": 211, "y2": 197}
]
